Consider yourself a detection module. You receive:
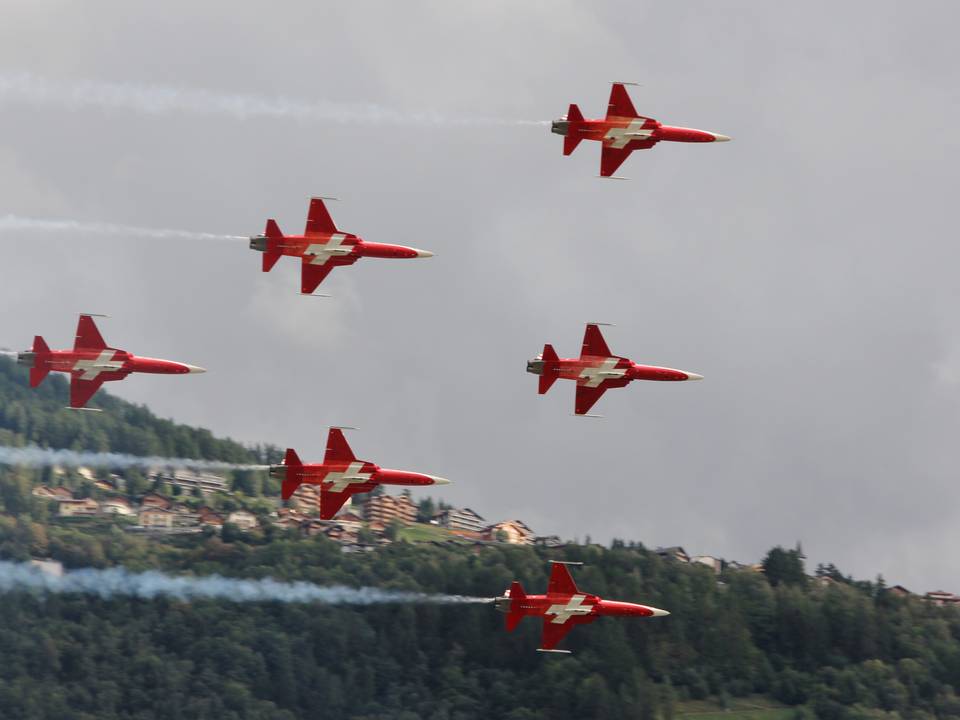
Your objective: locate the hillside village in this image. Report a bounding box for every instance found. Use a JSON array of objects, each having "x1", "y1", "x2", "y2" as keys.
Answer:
[
  {"x1": 28, "y1": 464, "x2": 557, "y2": 552},
  {"x1": 24, "y1": 464, "x2": 960, "y2": 605}
]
